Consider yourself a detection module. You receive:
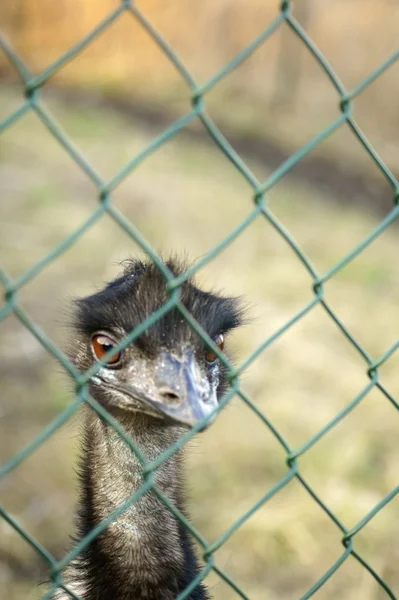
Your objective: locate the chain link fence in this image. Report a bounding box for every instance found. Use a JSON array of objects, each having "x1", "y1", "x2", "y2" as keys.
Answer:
[{"x1": 1, "y1": 1, "x2": 398, "y2": 598}]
